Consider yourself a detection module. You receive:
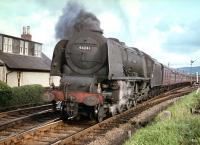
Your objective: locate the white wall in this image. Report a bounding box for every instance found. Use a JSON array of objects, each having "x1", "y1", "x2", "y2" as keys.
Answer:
[
  {"x1": 5, "y1": 70, "x2": 51, "y2": 87},
  {"x1": 0, "y1": 66, "x2": 17, "y2": 87},
  {"x1": 49, "y1": 76, "x2": 60, "y2": 86},
  {"x1": 0, "y1": 66, "x2": 7, "y2": 83},
  {"x1": 1, "y1": 67, "x2": 60, "y2": 87},
  {"x1": 0, "y1": 66, "x2": 4, "y2": 81},
  {"x1": 21, "y1": 72, "x2": 50, "y2": 87},
  {"x1": 7, "y1": 72, "x2": 18, "y2": 87},
  {"x1": 0, "y1": 66, "x2": 5, "y2": 81}
]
